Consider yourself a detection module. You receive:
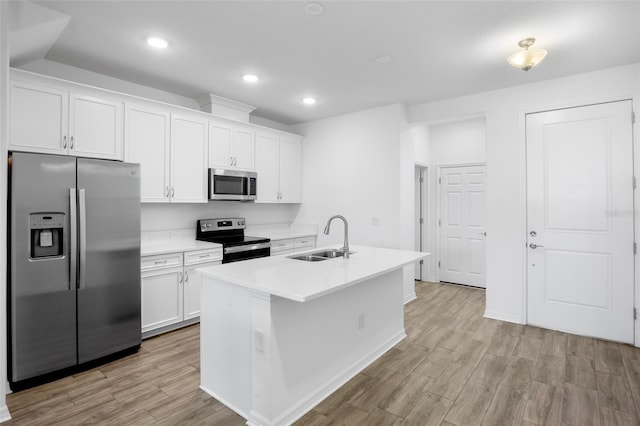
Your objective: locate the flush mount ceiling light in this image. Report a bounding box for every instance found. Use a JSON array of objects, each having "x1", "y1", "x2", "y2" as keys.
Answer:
[
  {"x1": 305, "y1": 3, "x2": 324, "y2": 16},
  {"x1": 242, "y1": 74, "x2": 259, "y2": 83},
  {"x1": 507, "y1": 38, "x2": 547, "y2": 71},
  {"x1": 302, "y1": 97, "x2": 317, "y2": 105},
  {"x1": 146, "y1": 37, "x2": 168, "y2": 49}
]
